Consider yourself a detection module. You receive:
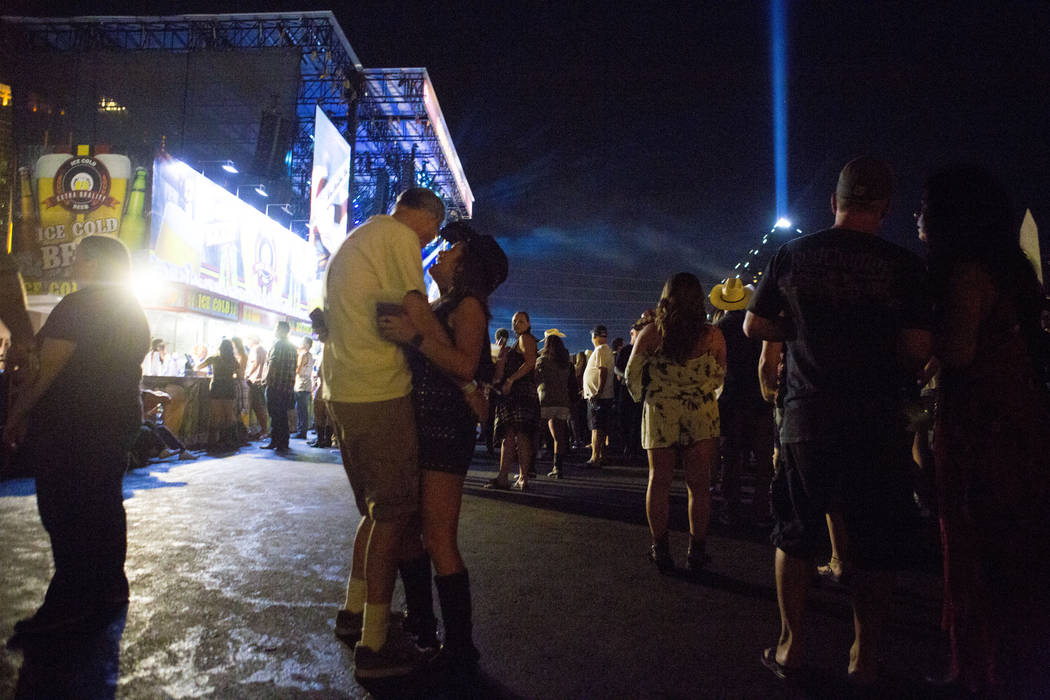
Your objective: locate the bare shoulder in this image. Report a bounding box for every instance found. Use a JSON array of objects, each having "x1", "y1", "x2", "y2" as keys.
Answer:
[
  {"x1": 448, "y1": 296, "x2": 486, "y2": 327},
  {"x1": 520, "y1": 331, "x2": 538, "y2": 351},
  {"x1": 689, "y1": 324, "x2": 725, "y2": 362}
]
